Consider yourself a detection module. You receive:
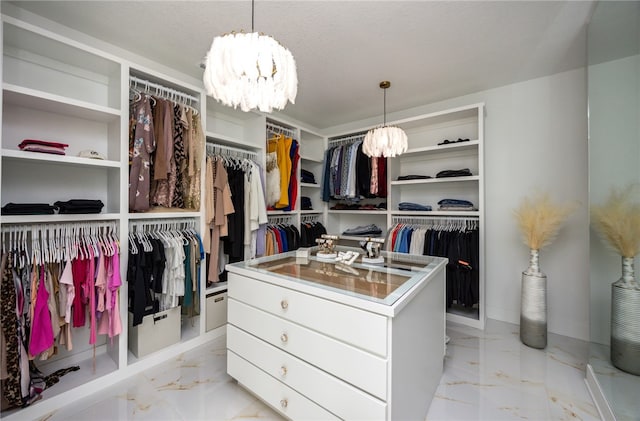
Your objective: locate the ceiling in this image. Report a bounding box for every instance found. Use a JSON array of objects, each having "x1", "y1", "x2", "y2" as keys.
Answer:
[{"x1": 8, "y1": 1, "x2": 597, "y2": 130}]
